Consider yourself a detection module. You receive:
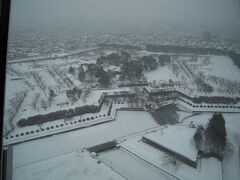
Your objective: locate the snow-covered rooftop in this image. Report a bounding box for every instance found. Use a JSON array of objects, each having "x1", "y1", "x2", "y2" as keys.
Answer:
[{"x1": 143, "y1": 126, "x2": 198, "y2": 162}]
